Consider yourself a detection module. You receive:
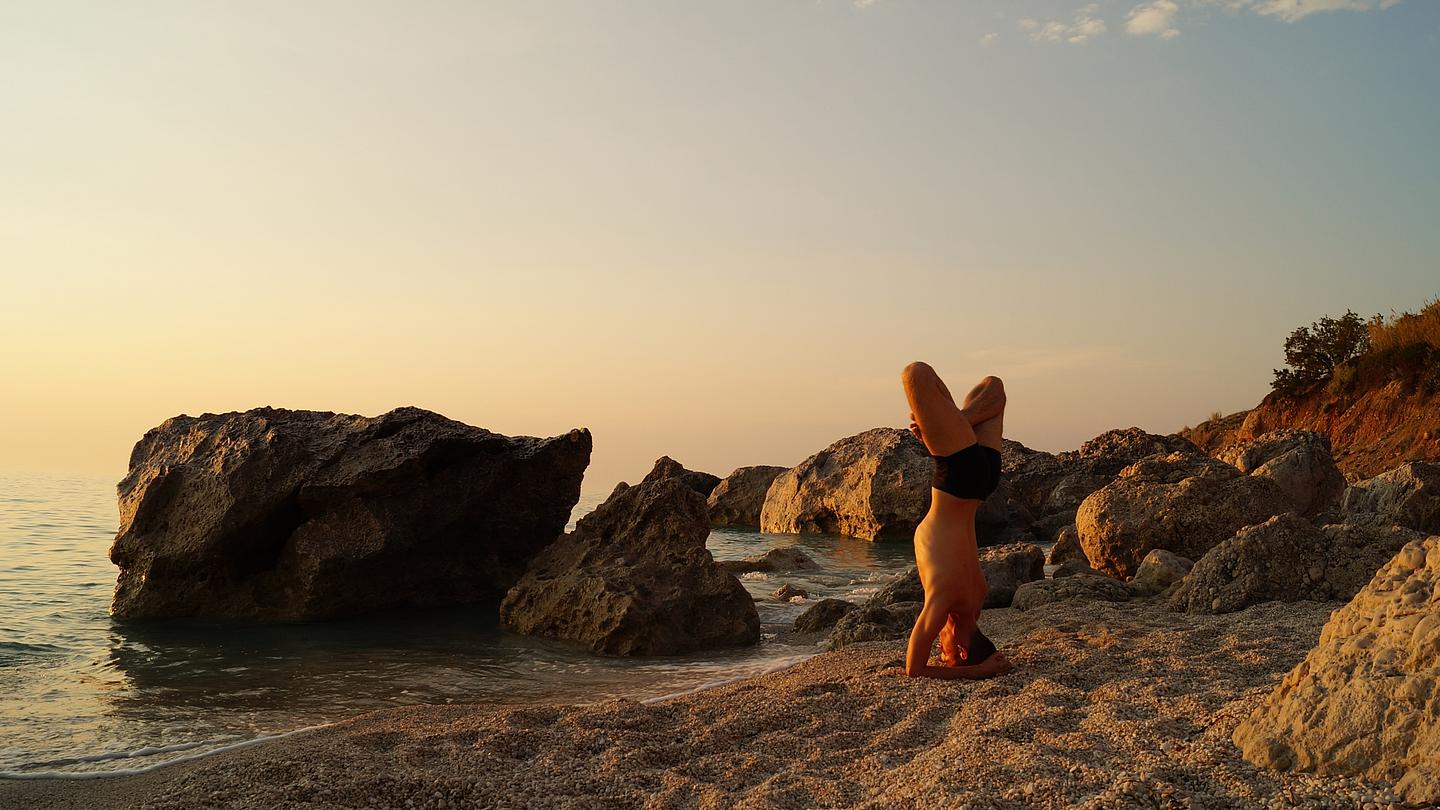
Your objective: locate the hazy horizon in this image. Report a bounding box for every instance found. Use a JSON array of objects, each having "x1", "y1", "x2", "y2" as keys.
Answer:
[{"x1": 3, "y1": 1, "x2": 1437, "y2": 494}]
